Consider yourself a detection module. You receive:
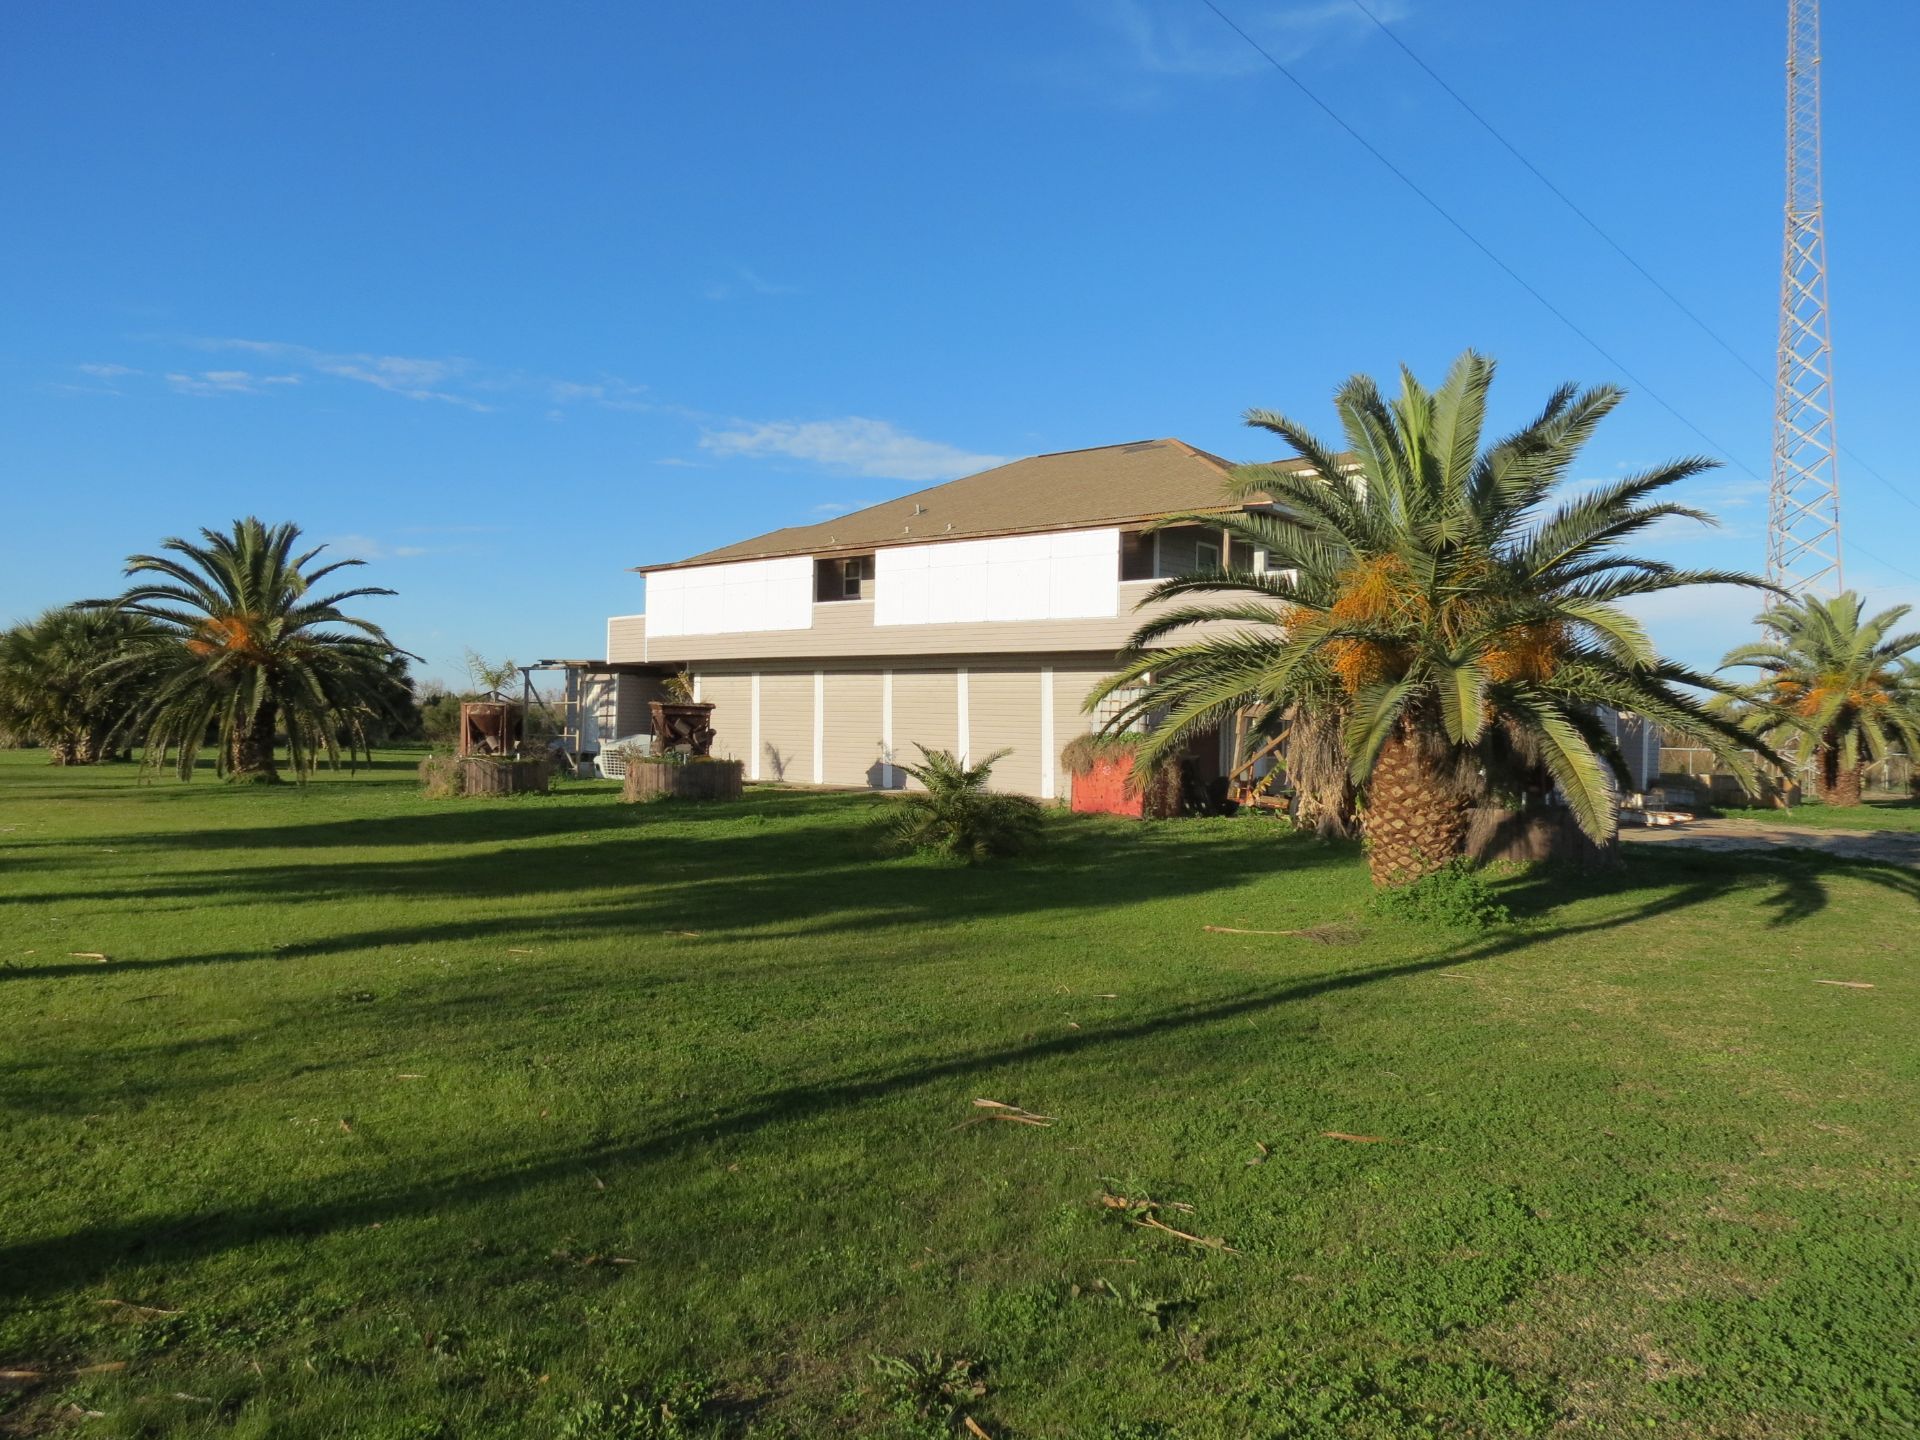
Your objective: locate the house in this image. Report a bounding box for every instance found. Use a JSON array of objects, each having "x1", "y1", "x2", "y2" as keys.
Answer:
[{"x1": 585, "y1": 438, "x2": 1313, "y2": 798}]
